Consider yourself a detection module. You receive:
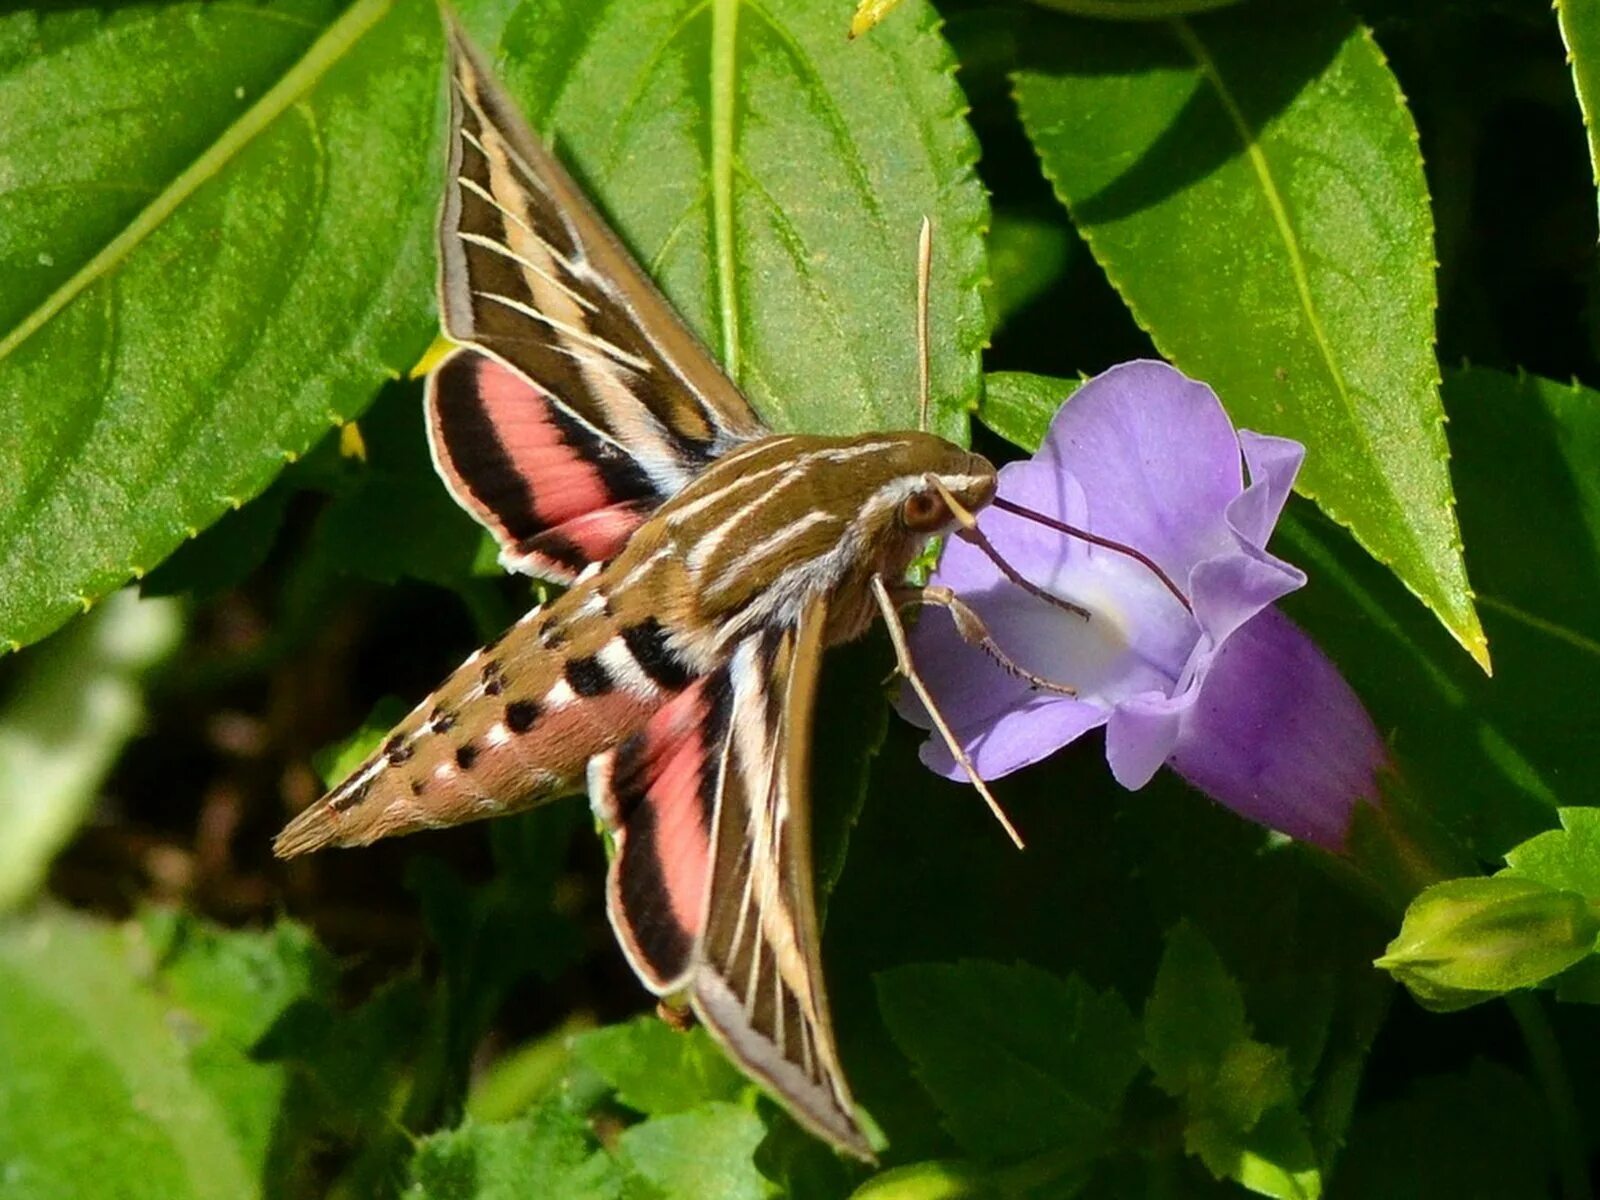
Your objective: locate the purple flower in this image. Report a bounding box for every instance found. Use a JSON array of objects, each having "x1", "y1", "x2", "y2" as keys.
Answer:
[{"x1": 902, "y1": 361, "x2": 1386, "y2": 851}]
